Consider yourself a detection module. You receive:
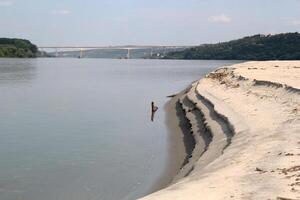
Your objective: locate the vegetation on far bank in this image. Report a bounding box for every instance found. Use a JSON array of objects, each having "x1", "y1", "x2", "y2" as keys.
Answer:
[
  {"x1": 0, "y1": 38, "x2": 38, "y2": 58},
  {"x1": 162, "y1": 33, "x2": 300, "y2": 60}
]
